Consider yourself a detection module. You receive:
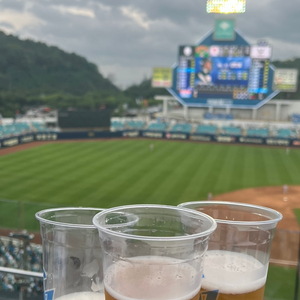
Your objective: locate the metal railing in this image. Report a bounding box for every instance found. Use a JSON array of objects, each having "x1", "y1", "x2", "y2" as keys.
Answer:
[{"x1": 0, "y1": 267, "x2": 42, "y2": 300}]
